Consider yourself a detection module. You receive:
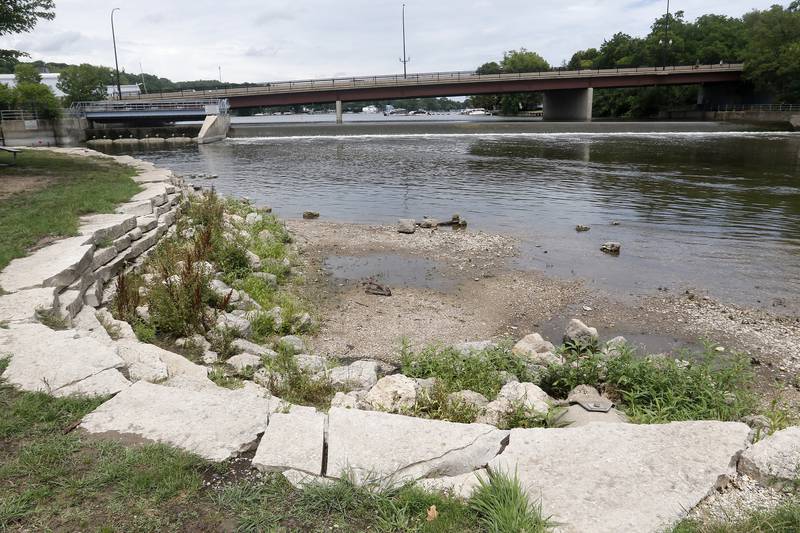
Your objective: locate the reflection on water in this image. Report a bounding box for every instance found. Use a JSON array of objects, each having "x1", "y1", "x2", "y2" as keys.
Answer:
[
  {"x1": 324, "y1": 254, "x2": 456, "y2": 291},
  {"x1": 124, "y1": 130, "x2": 800, "y2": 310}
]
